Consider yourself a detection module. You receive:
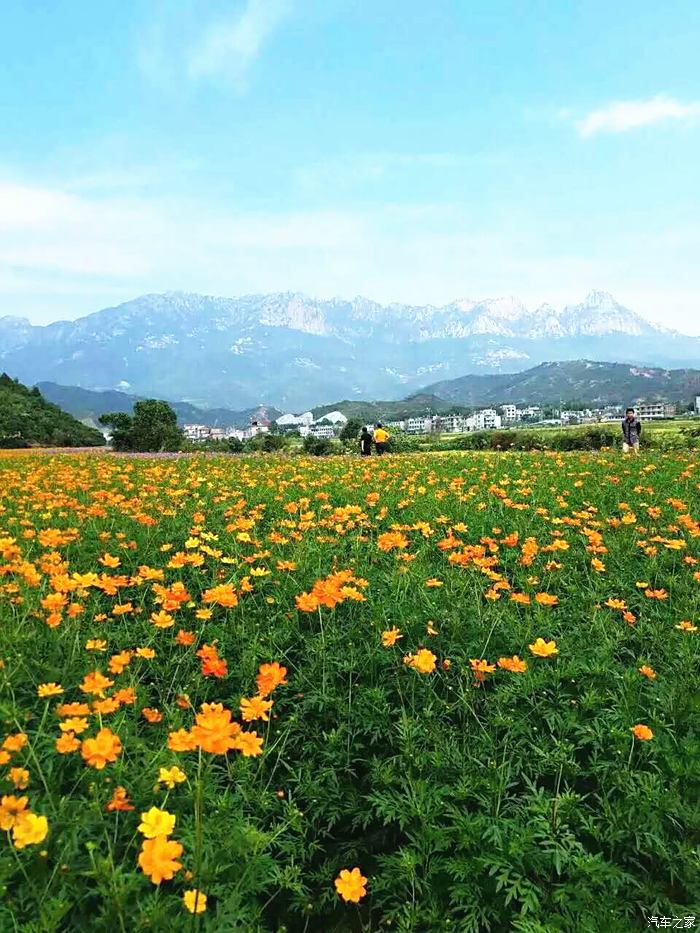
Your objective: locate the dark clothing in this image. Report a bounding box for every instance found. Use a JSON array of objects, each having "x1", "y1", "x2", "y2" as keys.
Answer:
[
  {"x1": 375, "y1": 442, "x2": 387, "y2": 456},
  {"x1": 621, "y1": 418, "x2": 642, "y2": 444},
  {"x1": 360, "y1": 432, "x2": 372, "y2": 456}
]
